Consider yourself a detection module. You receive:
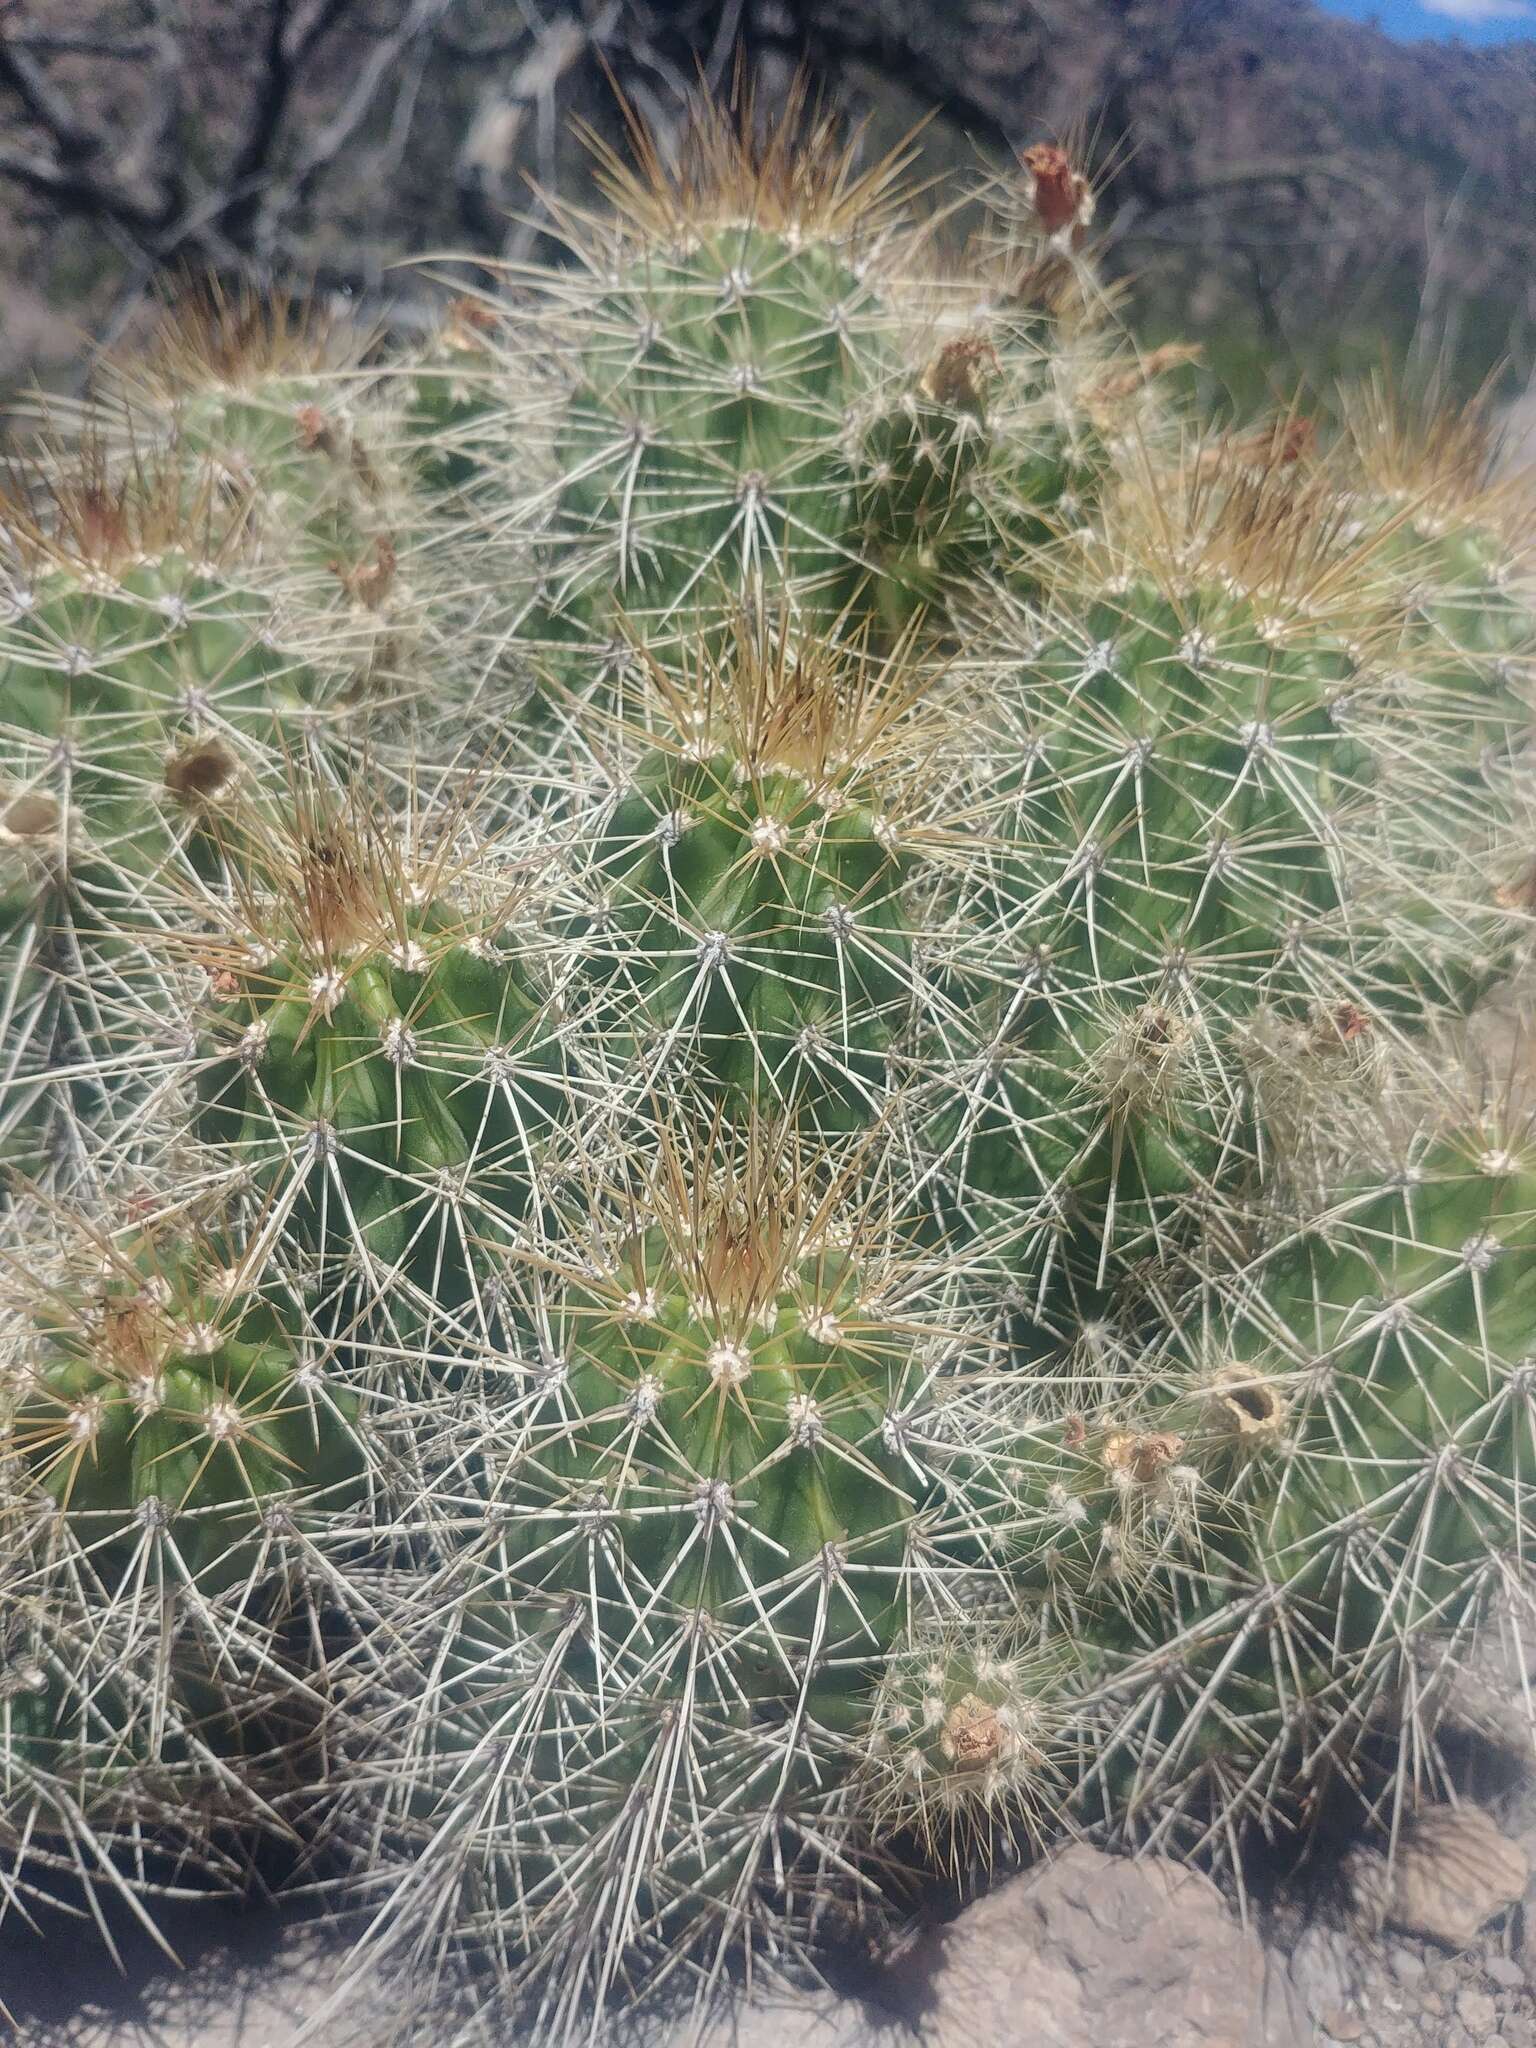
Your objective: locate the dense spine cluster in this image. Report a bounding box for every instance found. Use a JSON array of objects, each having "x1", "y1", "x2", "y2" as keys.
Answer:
[
  {"x1": 420, "y1": 96, "x2": 1131, "y2": 743},
  {"x1": 560, "y1": 625, "x2": 962, "y2": 1137},
  {"x1": 336, "y1": 1128, "x2": 1059, "y2": 2019},
  {"x1": 1, "y1": 92, "x2": 1533, "y2": 2047},
  {"x1": 1036, "y1": 1102, "x2": 1536, "y2": 1855},
  {"x1": 1, "y1": 1206, "x2": 372, "y2": 1932},
  {"x1": 922, "y1": 437, "x2": 1524, "y2": 1308},
  {"x1": 0, "y1": 456, "x2": 361, "y2": 1195},
  {"x1": 188, "y1": 800, "x2": 578, "y2": 1311}
]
